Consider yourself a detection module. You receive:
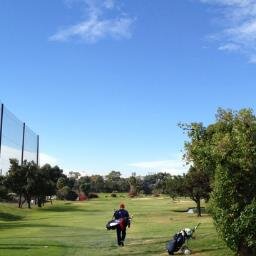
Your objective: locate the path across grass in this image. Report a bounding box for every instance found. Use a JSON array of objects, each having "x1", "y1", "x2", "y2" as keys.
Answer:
[{"x1": 0, "y1": 195, "x2": 234, "y2": 256}]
